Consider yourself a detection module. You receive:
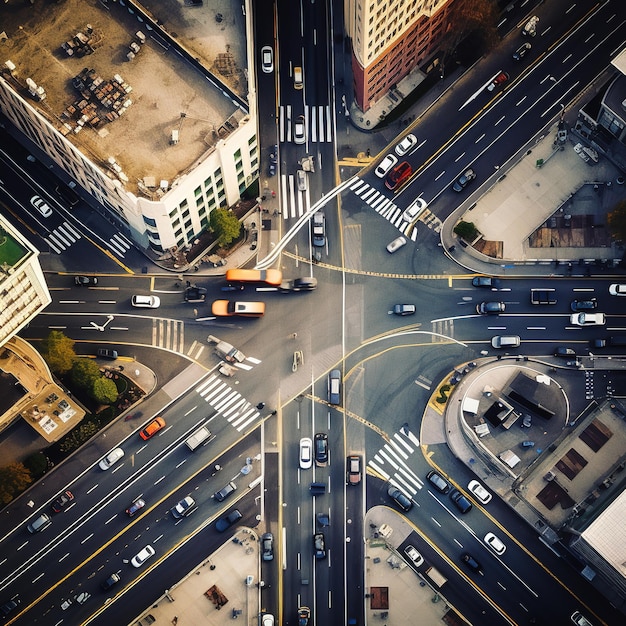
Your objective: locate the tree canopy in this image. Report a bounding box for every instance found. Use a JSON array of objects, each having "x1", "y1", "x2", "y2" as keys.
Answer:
[
  {"x1": 71, "y1": 358, "x2": 102, "y2": 391},
  {"x1": 91, "y1": 377, "x2": 119, "y2": 405},
  {"x1": 210, "y1": 208, "x2": 241, "y2": 247},
  {"x1": 40, "y1": 331, "x2": 76, "y2": 375},
  {"x1": 0, "y1": 463, "x2": 32, "y2": 505}
]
